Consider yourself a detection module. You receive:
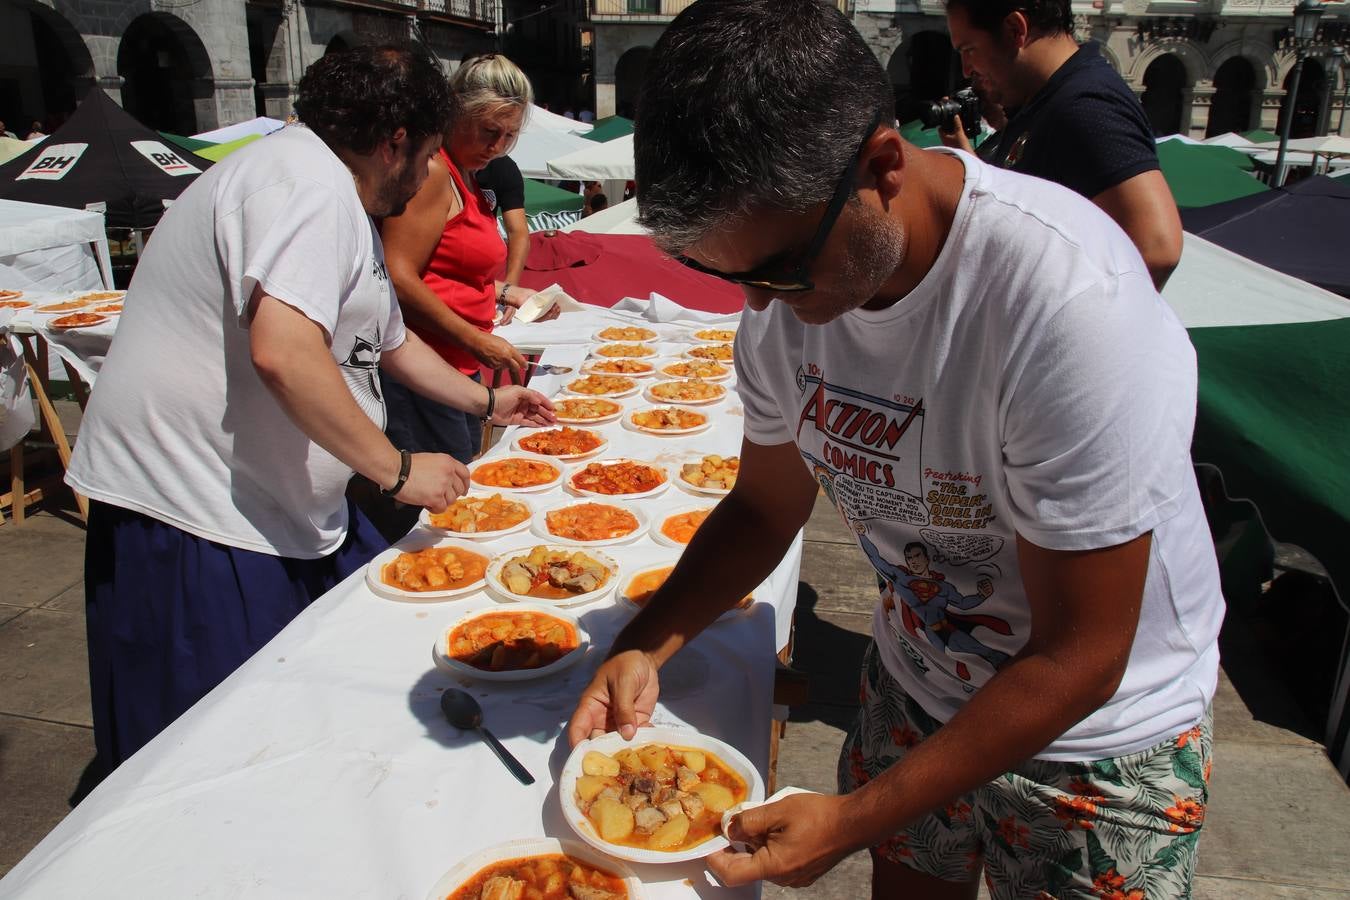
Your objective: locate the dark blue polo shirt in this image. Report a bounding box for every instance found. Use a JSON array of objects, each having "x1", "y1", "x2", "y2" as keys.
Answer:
[{"x1": 988, "y1": 43, "x2": 1159, "y2": 200}]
